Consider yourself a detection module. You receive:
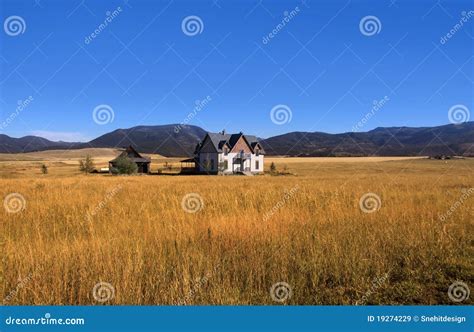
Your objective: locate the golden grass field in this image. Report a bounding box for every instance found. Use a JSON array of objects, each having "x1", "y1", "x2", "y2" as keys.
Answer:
[{"x1": 1, "y1": 149, "x2": 473, "y2": 305}]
